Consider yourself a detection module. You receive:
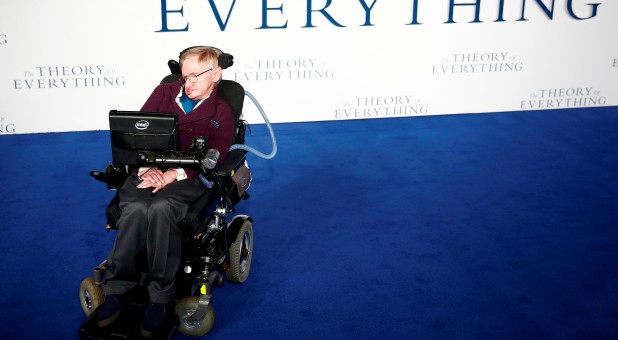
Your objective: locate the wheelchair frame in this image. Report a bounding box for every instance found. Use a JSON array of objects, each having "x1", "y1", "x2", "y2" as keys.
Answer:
[
  {"x1": 80, "y1": 133, "x2": 254, "y2": 339},
  {"x1": 79, "y1": 51, "x2": 256, "y2": 337}
]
